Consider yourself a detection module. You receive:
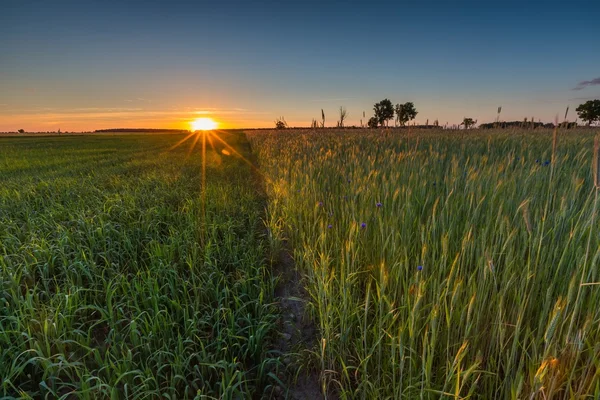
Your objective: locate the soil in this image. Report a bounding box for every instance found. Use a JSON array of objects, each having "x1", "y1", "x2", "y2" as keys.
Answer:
[{"x1": 272, "y1": 246, "x2": 324, "y2": 400}]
